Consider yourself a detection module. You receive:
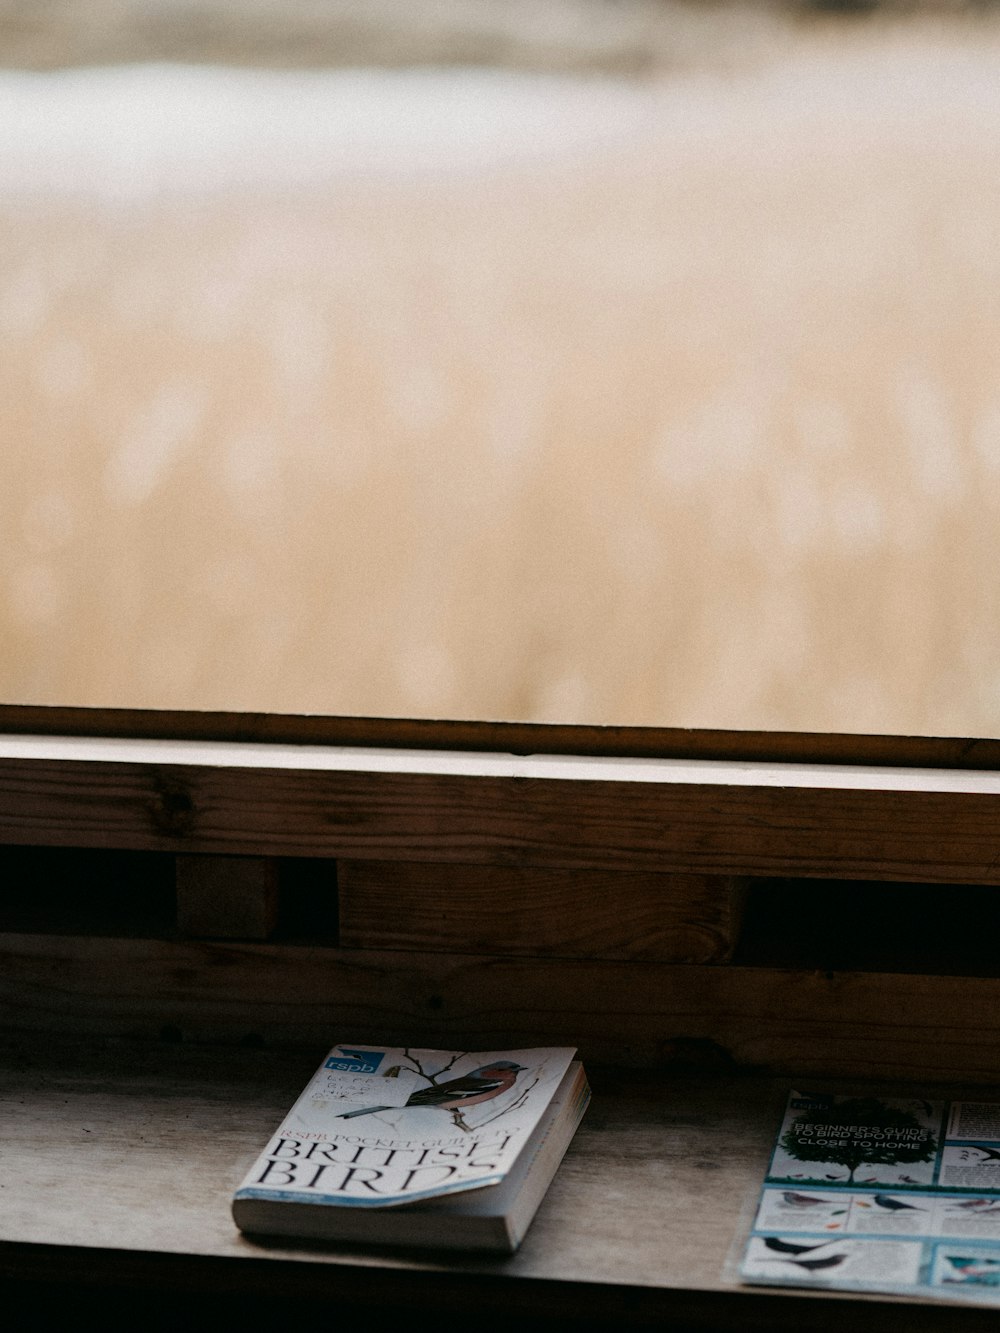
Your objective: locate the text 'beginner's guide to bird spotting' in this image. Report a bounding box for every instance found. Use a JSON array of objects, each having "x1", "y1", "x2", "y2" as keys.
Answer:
[
  {"x1": 741, "y1": 1089, "x2": 1000, "y2": 1303},
  {"x1": 234, "y1": 1044, "x2": 577, "y2": 1207}
]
